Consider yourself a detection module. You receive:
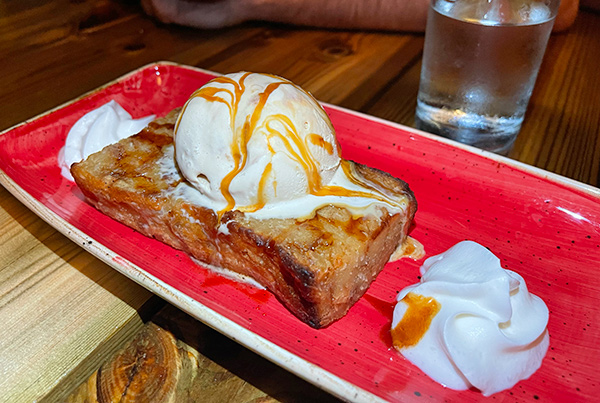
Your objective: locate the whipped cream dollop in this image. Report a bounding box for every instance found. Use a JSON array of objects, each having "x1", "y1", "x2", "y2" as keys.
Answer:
[
  {"x1": 173, "y1": 72, "x2": 407, "y2": 220},
  {"x1": 59, "y1": 100, "x2": 154, "y2": 180},
  {"x1": 391, "y1": 241, "x2": 549, "y2": 396}
]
